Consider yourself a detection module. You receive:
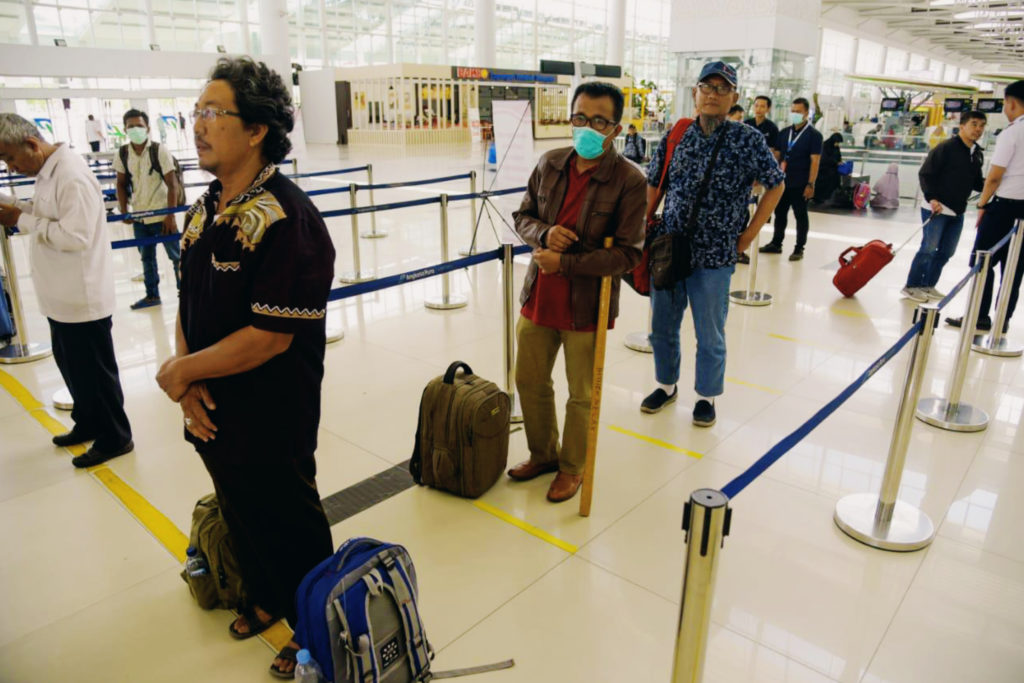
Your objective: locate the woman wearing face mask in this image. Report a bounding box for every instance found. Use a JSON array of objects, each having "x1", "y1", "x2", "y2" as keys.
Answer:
[
  {"x1": 760, "y1": 97, "x2": 823, "y2": 261},
  {"x1": 113, "y1": 108, "x2": 182, "y2": 310},
  {"x1": 508, "y1": 82, "x2": 646, "y2": 503}
]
